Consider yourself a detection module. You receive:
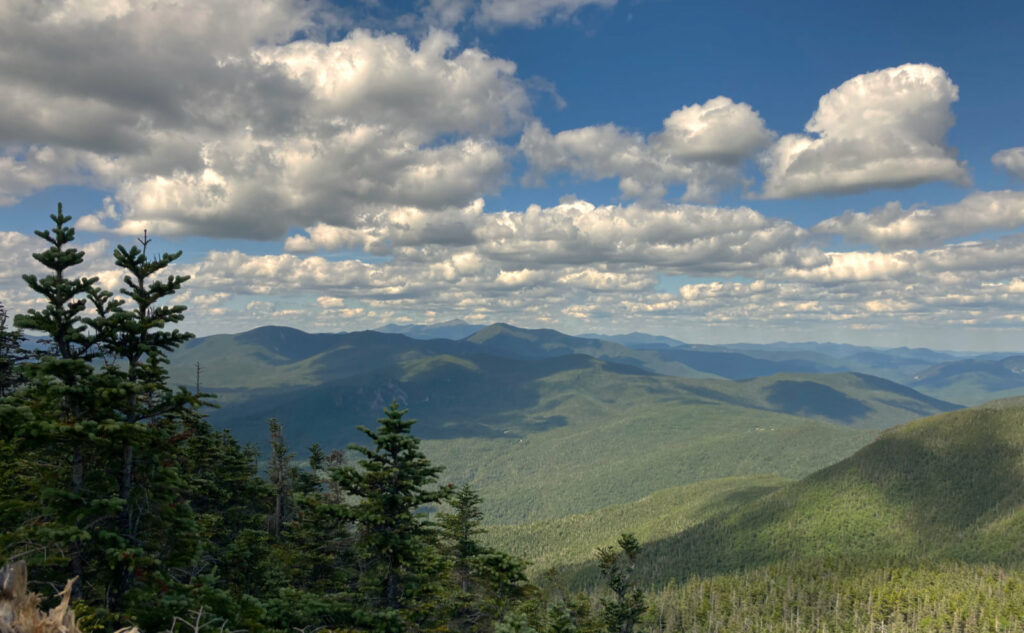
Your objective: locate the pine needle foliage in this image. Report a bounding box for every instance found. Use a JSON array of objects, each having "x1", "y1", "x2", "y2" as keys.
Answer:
[
  {"x1": 7, "y1": 204, "x2": 118, "y2": 601},
  {"x1": 332, "y1": 401, "x2": 452, "y2": 631},
  {"x1": 438, "y1": 485, "x2": 530, "y2": 633},
  {"x1": 0, "y1": 303, "x2": 27, "y2": 398},
  {"x1": 3, "y1": 205, "x2": 539, "y2": 633},
  {"x1": 3, "y1": 205, "x2": 201, "y2": 627},
  {"x1": 596, "y1": 535, "x2": 645, "y2": 633}
]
